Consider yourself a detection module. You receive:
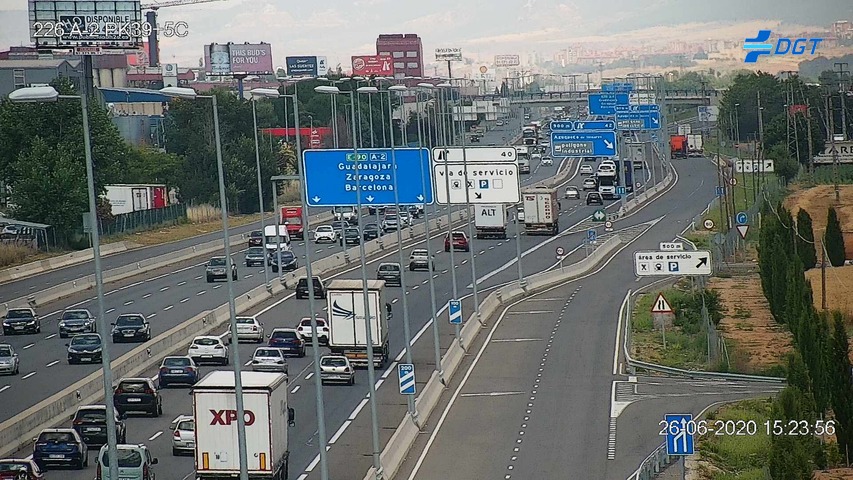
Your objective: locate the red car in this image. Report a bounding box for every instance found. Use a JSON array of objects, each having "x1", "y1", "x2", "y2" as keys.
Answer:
[
  {"x1": 444, "y1": 231, "x2": 470, "y2": 252},
  {"x1": 248, "y1": 230, "x2": 263, "y2": 247},
  {"x1": 0, "y1": 459, "x2": 45, "y2": 480}
]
